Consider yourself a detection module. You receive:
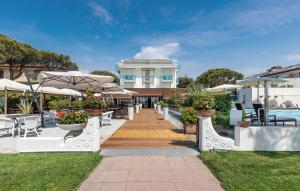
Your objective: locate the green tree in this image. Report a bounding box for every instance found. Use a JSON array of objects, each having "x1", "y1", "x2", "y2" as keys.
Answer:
[
  {"x1": 178, "y1": 75, "x2": 193, "y2": 88},
  {"x1": 0, "y1": 34, "x2": 78, "y2": 80},
  {"x1": 90, "y1": 70, "x2": 119, "y2": 84},
  {"x1": 196, "y1": 68, "x2": 243, "y2": 88}
]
